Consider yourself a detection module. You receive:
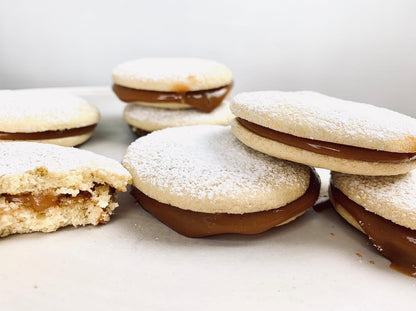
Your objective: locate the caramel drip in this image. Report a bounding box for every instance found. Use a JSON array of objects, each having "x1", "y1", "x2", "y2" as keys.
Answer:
[
  {"x1": 313, "y1": 198, "x2": 332, "y2": 212},
  {"x1": 131, "y1": 170, "x2": 320, "y2": 238},
  {"x1": 112, "y1": 83, "x2": 233, "y2": 113},
  {"x1": 0, "y1": 124, "x2": 96, "y2": 140},
  {"x1": 237, "y1": 118, "x2": 416, "y2": 163},
  {"x1": 130, "y1": 126, "x2": 150, "y2": 137},
  {"x1": 330, "y1": 184, "x2": 416, "y2": 278}
]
